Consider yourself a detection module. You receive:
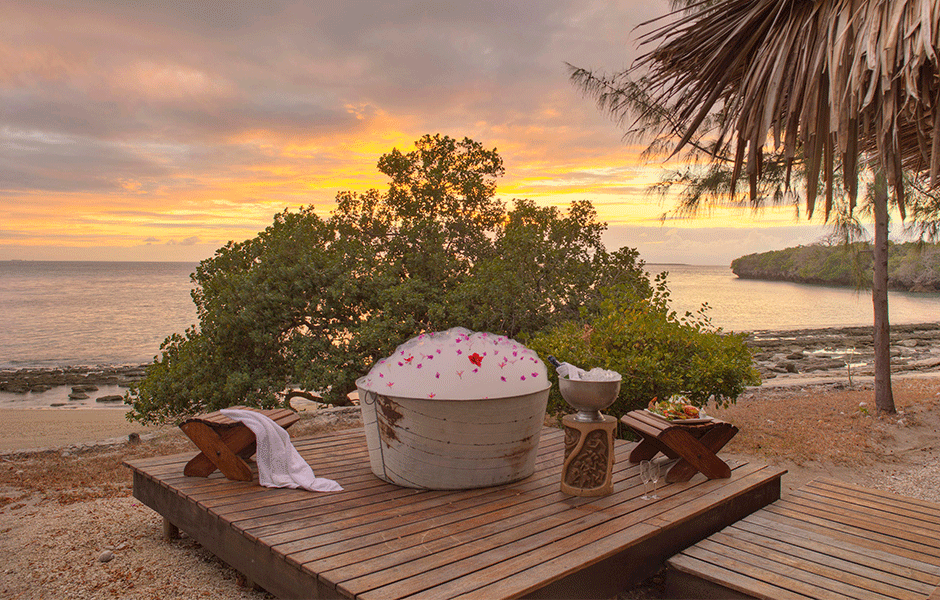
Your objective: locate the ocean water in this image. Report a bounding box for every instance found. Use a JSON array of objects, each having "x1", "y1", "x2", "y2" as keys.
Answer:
[
  {"x1": 0, "y1": 261, "x2": 198, "y2": 370},
  {"x1": 1, "y1": 261, "x2": 938, "y2": 372},
  {"x1": 646, "y1": 264, "x2": 940, "y2": 332}
]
